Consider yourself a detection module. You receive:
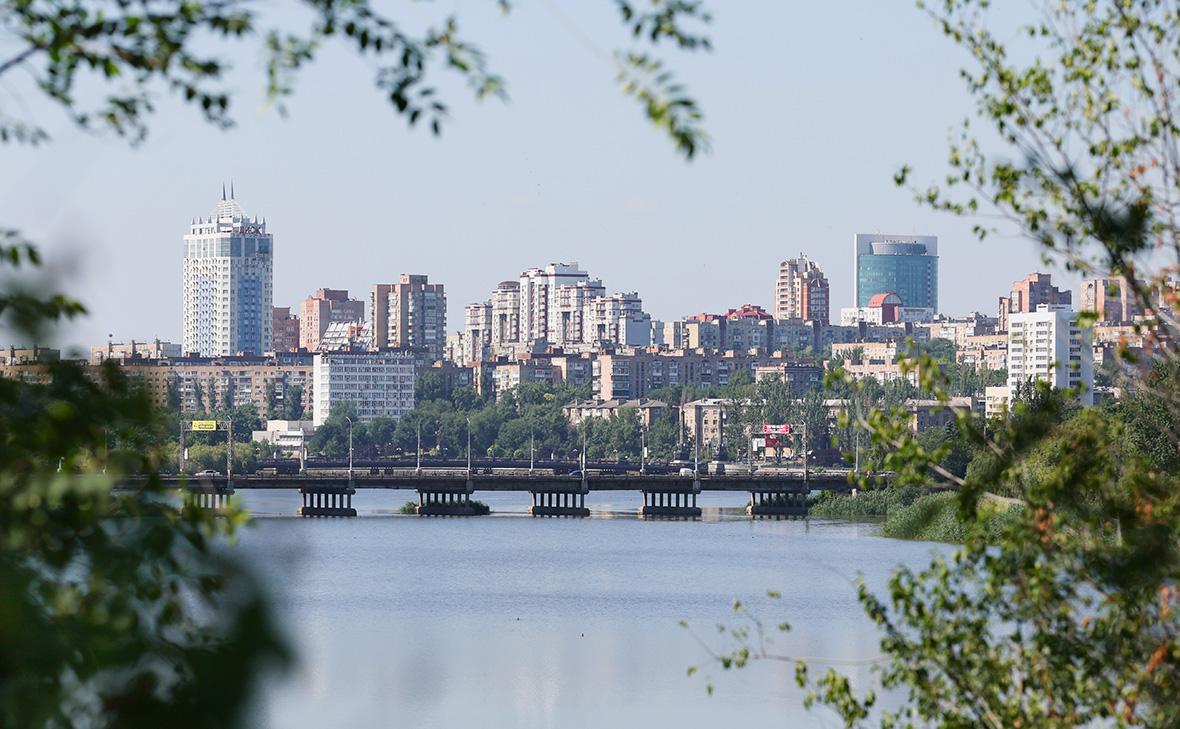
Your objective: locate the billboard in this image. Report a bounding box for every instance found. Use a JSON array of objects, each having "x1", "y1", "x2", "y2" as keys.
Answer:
[
  {"x1": 190, "y1": 420, "x2": 218, "y2": 432},
  {"x1": 760, "y1": 424, "x2": 792, "y2": 435}
]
